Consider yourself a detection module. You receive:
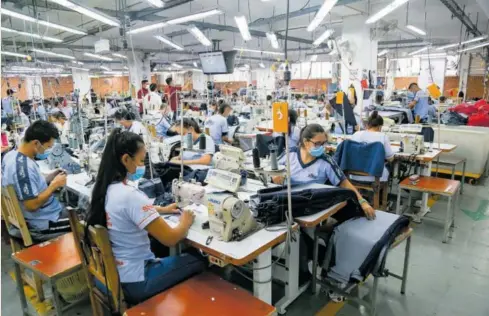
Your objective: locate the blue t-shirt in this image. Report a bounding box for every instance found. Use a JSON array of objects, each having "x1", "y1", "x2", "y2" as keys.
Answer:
[
  {"x1": 105, "y1": 182, "x2": 160, "y2": 283},
  {"x1": 205, "y1": 114, "x2": 229, "y2": 145},
  {"x1": 37, "y1": 105, "x2": 47, "y2": 120},
  {"x1": 278, "y1": 147, "x2": 346, "y2": 186},
  {"x1": 182, "y1": 134, "x2": 215, "y2": 161},
  {"x1": 156, "y1": 117, "x2": 171, "y2": 138},
  {"x1": 1, "y1": 150, "x2": 63, "y2": 230},
  {"x1": 2, "y1": 97, "x2": 13, "y2": 115},
  {"x1": 413, "y1": 90, "x2": 430, "y2": 120}
]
